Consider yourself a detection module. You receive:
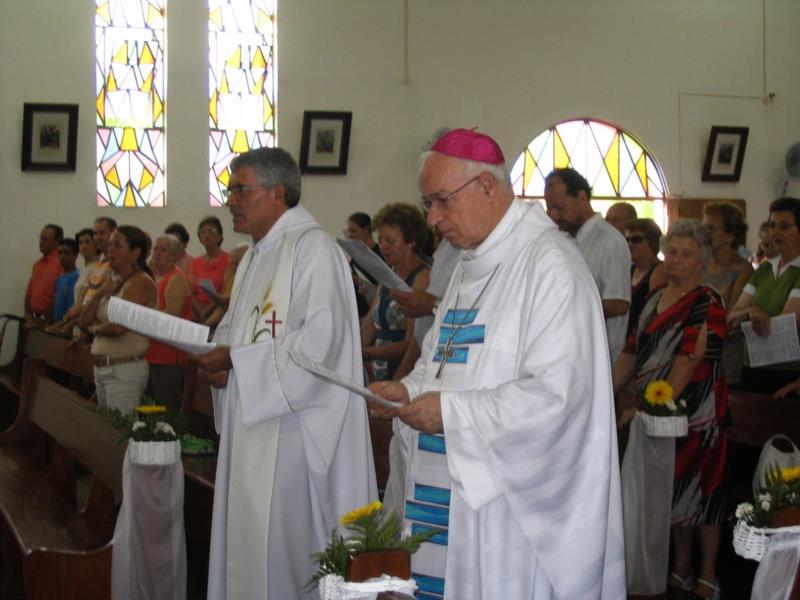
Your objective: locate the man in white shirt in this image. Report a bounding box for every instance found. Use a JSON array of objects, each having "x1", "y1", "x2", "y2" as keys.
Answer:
[{"x1": 544, "y1": 168, "x2": 631, "y2": 362}]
